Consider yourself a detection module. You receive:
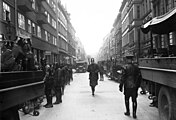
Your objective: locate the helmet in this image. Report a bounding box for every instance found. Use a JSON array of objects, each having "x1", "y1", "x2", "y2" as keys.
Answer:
[{"x1": 91, "y1": 58, "x2": 94, "y2": 62}]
